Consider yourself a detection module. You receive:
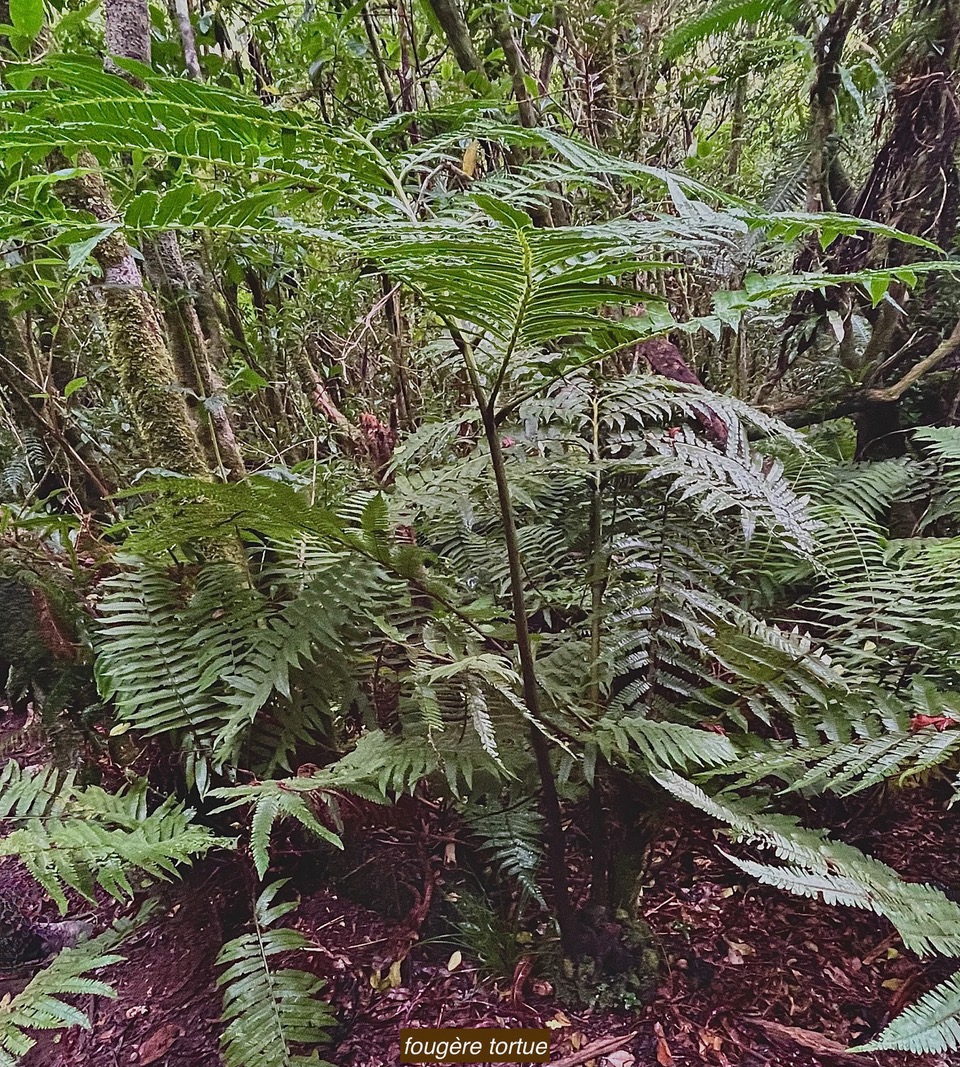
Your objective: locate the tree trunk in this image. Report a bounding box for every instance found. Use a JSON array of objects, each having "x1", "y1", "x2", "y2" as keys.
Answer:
[
  {"x1": 103, "y1": 0, "x2": 246, "y2": 479},
  {"x1": 806, "y1": 0, "x2": 861, "y2": 211},
  {"x1": 53, "y1": 160, "x2": 209, "y2": 476},
  {"x1": 104, "y1": 0, "x2": 152, "y2": 68},
  {"x1": 423, "y1": 0, "x2": 486, "y2": 81},
  {"x1": 144, "y1": 233, "x2": 246, "y2": 479},
  {"x1": 494, "y1": 10, "x2": 540, "y2": 130},
  {"x1": 168, "y1": 0, "x2": 202, "y2": 79}
]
